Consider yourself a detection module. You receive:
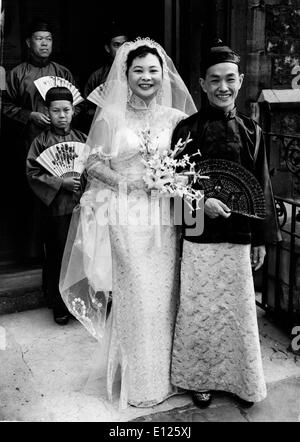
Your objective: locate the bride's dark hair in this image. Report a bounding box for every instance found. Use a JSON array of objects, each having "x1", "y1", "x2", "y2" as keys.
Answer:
[{"x1": 126, "y1": 45, "x2": 163, "y2": 76}]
